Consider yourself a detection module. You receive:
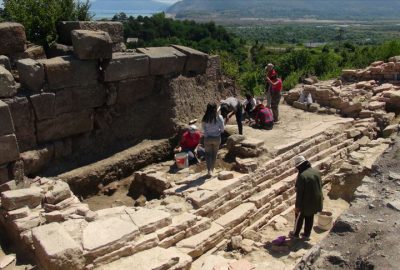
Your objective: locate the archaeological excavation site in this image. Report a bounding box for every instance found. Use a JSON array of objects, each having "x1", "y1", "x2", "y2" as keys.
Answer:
[{"x1": 0, "y1": 21, "x2": 400, "y2": 270}]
